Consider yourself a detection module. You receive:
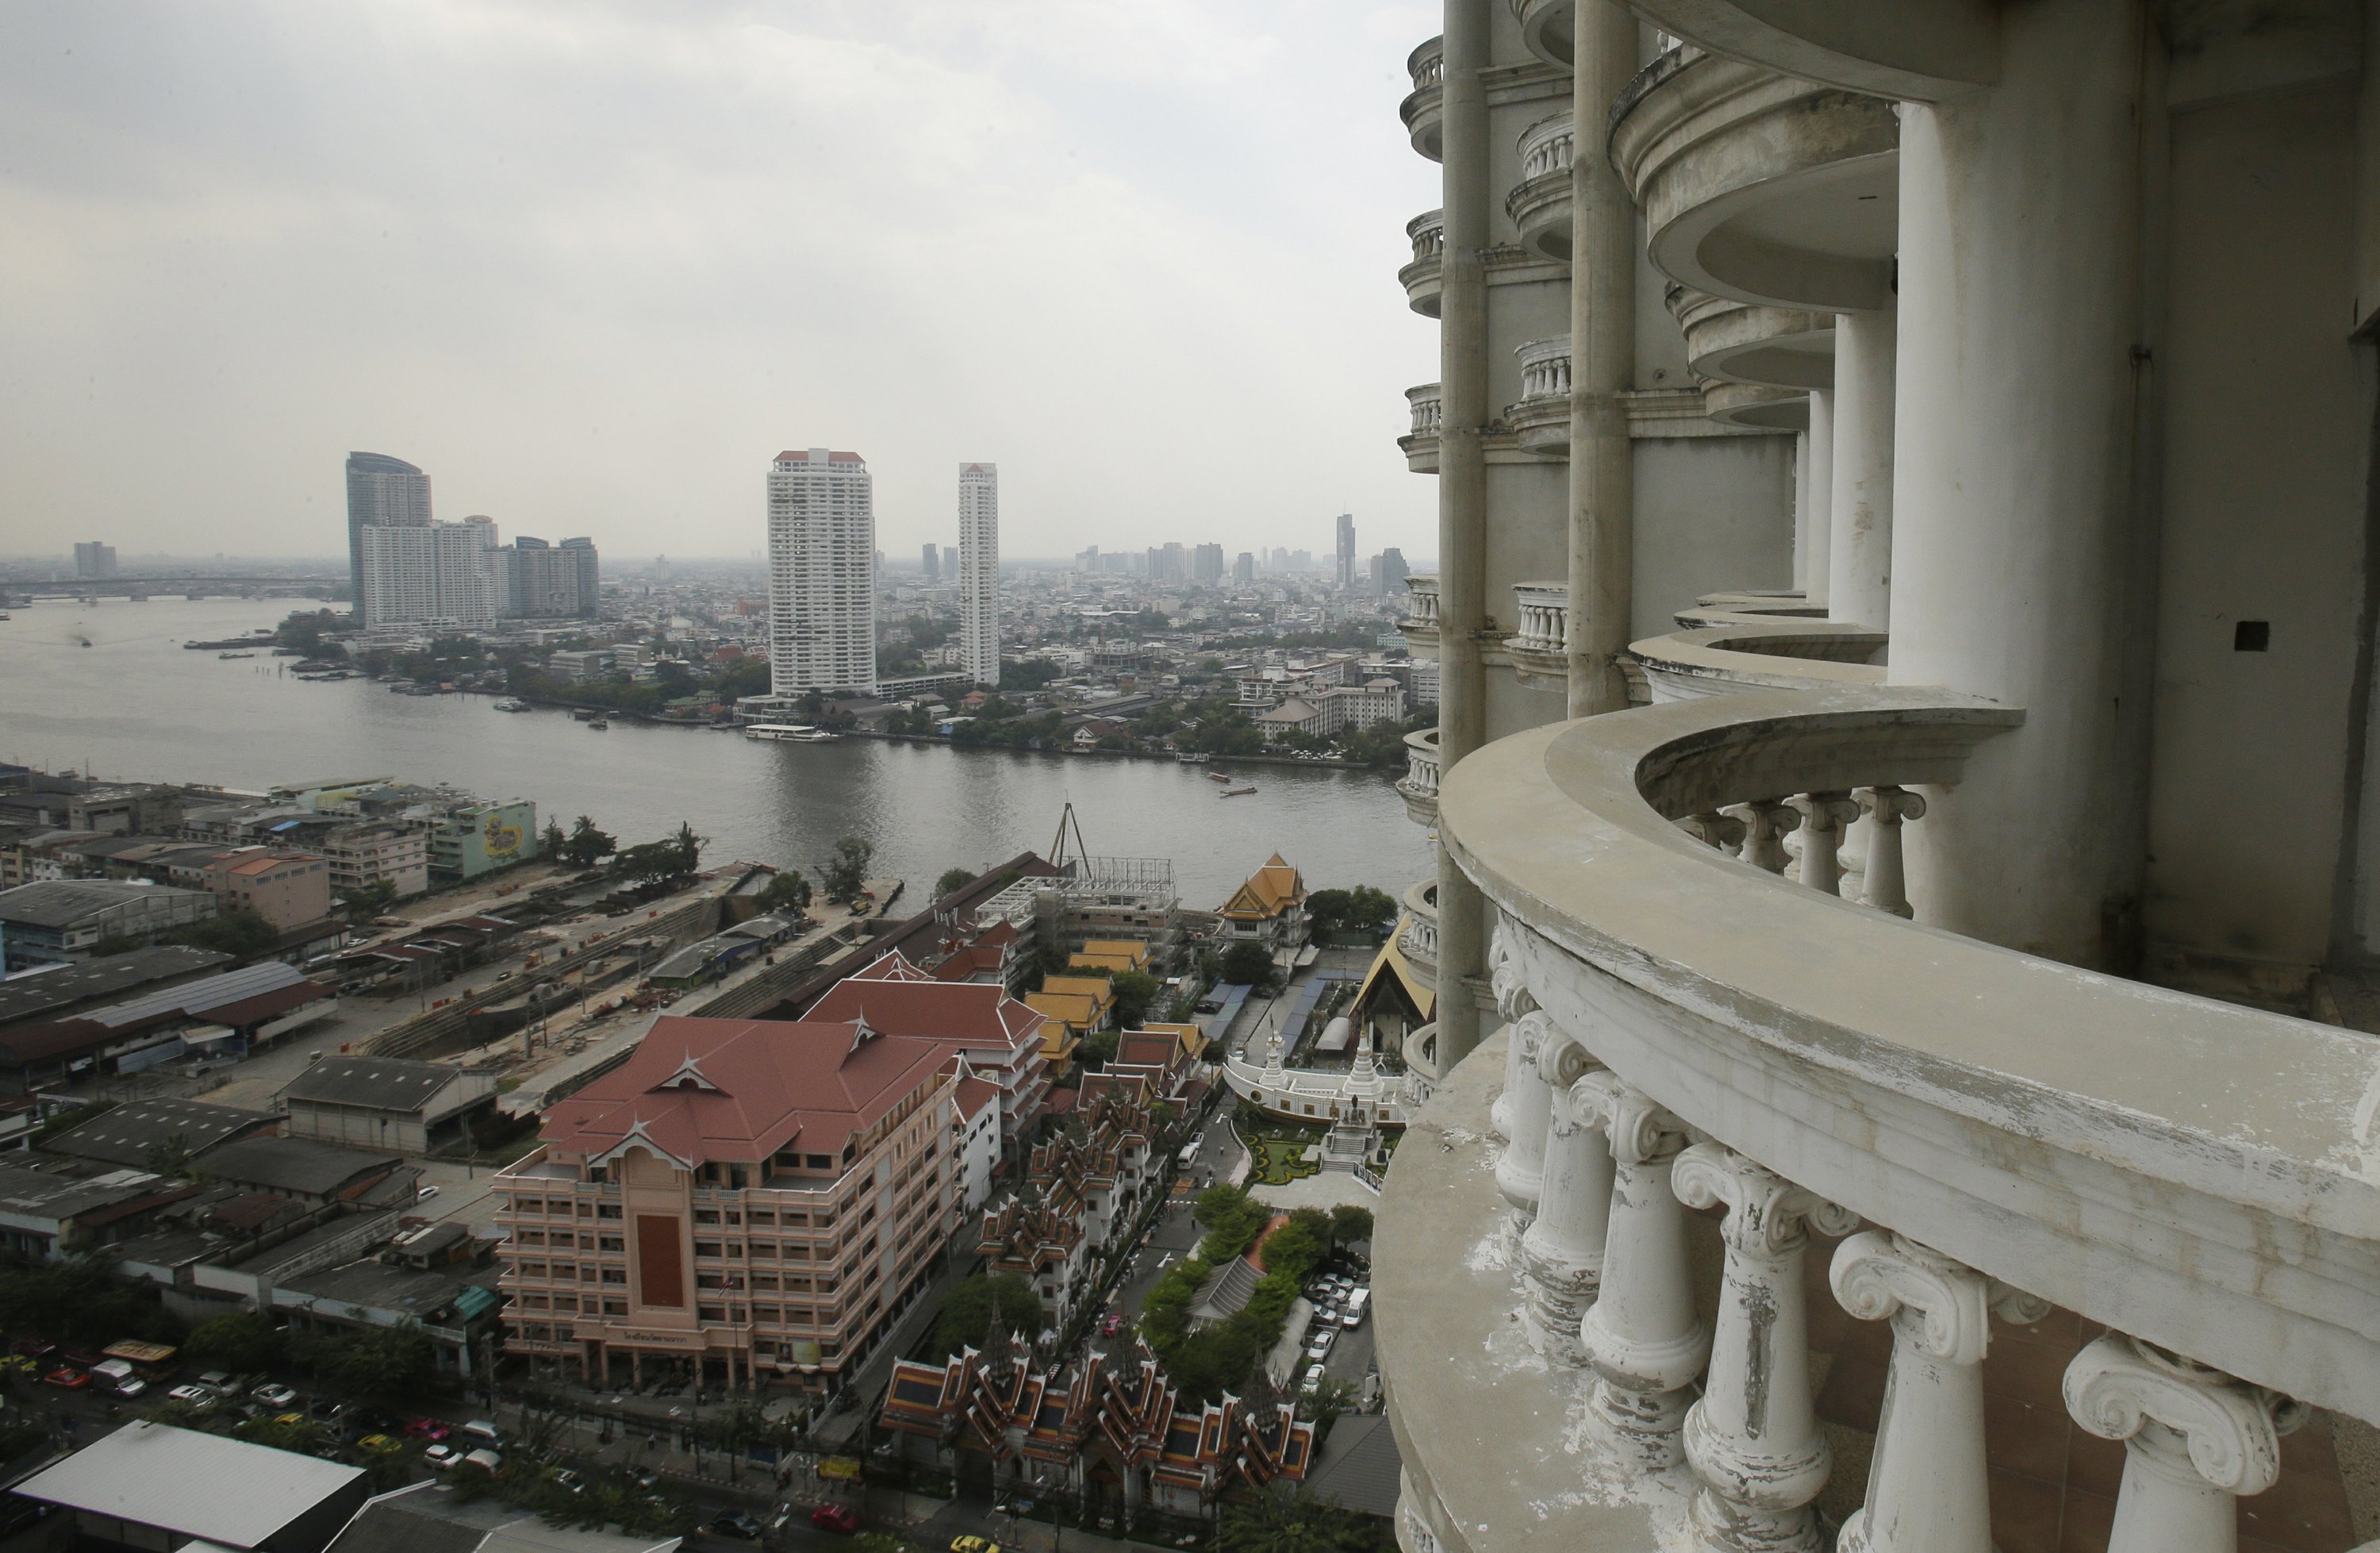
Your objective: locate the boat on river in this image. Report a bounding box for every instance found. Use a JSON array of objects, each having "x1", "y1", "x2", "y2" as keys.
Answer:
[
  {"x1": 745, "y1": 724, "x2": 838, "y2": 743},
  {"x1": 1221, "y1": 786, "x2": 1257, "y2": 798},
  {"x1": 588, "y1": 718, "x2": 609, "y2": 731}
]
